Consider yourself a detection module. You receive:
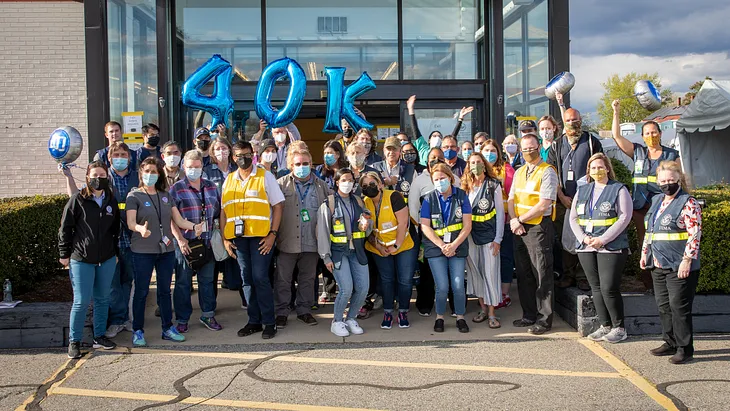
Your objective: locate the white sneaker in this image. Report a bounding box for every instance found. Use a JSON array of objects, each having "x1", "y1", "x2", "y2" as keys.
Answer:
[
  {"x1": 105, "y1": 324, "x2": 126, "y2": 338},
  {"x1": 345, "y1": 319, "x2": 364, "y2": 335},
  {"x1": 331, "y1": 321, "x2": 350, "y2": 337},
  {"x1": 372, "y1": 295, "x2": 383, "y2": 311},
  {"x1": 603, "y1": 327, "x2": 628, "y2": 343},
  {"x1": 123, "y1": 320, "x2": 133, "y2": 332},
  {"x1": 588, "y1": 325, "x2": 611, "y2": 341}
]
